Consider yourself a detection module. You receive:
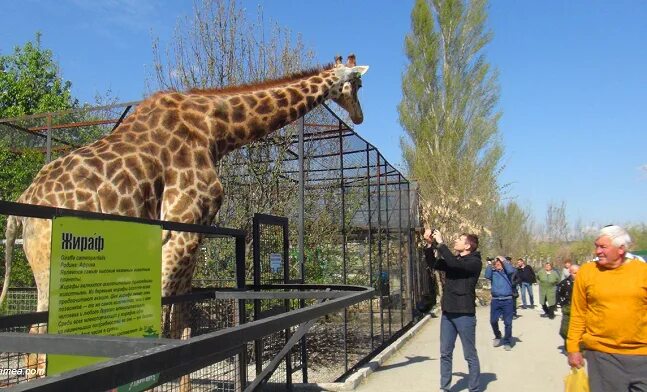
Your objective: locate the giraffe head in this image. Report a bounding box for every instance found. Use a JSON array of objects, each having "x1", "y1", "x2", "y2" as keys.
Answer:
[{"x1": 330, "y1": 54, "x2": 369, "y2": 124}]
